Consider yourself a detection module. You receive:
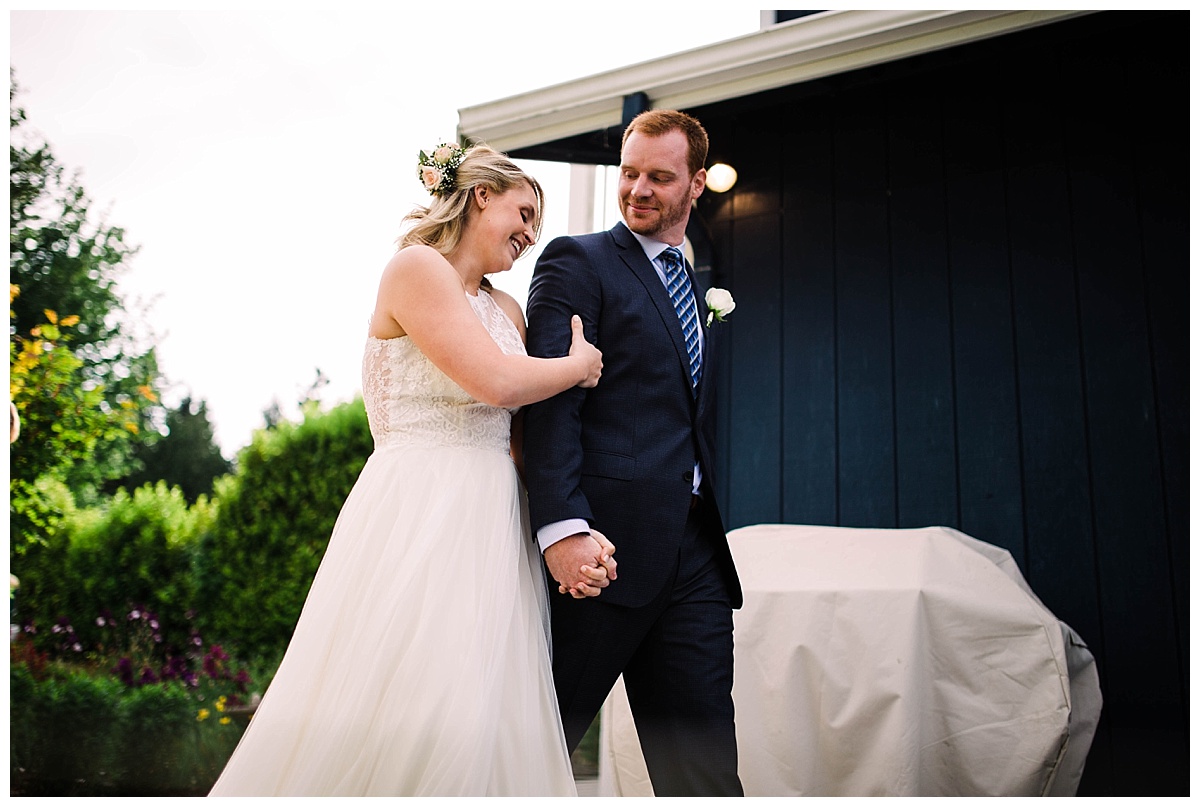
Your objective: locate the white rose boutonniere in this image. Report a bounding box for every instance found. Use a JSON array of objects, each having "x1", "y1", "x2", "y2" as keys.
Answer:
[{"x1": 704, "y1": 287, "x2": 736, "y2": 326}]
